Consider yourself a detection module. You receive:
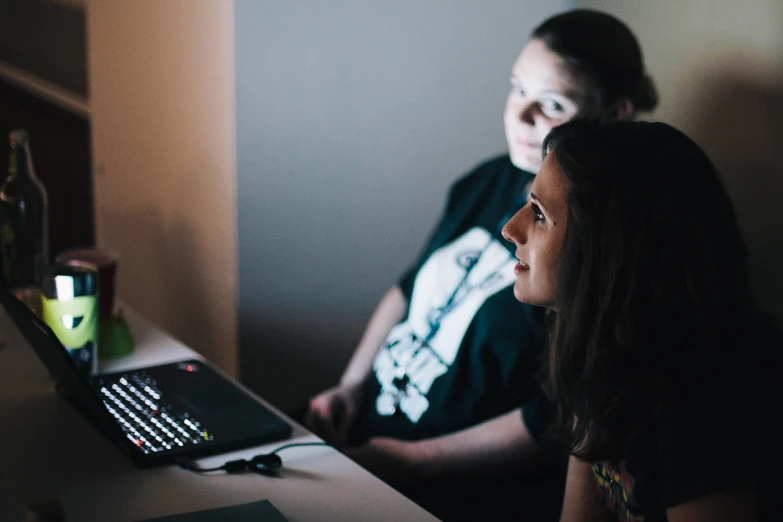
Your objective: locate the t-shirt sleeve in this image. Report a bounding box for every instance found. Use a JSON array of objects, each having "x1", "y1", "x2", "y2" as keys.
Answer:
[
  {"x1": 650, "y1": 315, "x2": 783, "y2": 513},
  {"x1": 522, "y1": 387, "x2": 559, "y2": 455},
  {"x1": 397, "y1": 264, "x2": 419, "y2": 301},
  {"x1": 397, "y1": 168, "x2": 484, "y2": 300},
  {"x1": 653, "y1": 351, "x2": 780, "y2": 511},
  {"x1": 654, "y1": 396, "x2": 756, "y2": 509}
]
